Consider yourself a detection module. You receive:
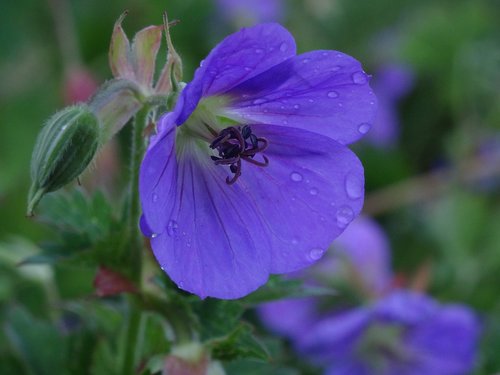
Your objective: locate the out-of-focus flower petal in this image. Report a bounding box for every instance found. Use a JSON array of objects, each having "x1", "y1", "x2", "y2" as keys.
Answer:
[
  {"x1": 332, "y1": 216, "x2": 392, "y2": 293},
  {"x1": 405, "y1": 305, "x2": 480, "y2": 375},
  {"x1": 225, "y1": 50, "x2": 377, "y2": 145},
  {"x1": 298, "y1": 309, "x2": 372, "y2": 362},
  {"x1": 373, "y1": 291, "x2": 437, "y2": 325},
  {"x1": 258, "y1": 297, "x2": 317, "y2": 338}
]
